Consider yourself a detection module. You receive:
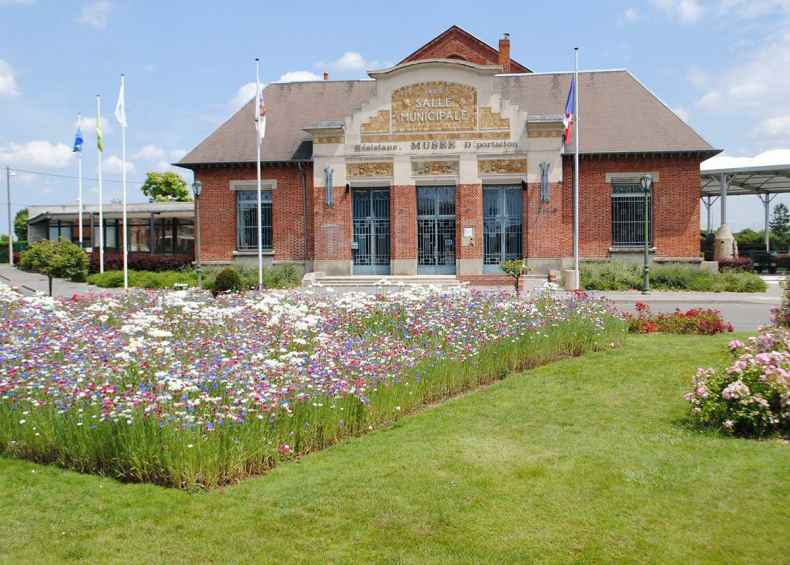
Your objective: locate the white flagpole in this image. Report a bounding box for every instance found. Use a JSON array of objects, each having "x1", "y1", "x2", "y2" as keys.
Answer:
[
  {"x1": 97, "y1": 95, "x2": 104, "y2": 273},
  {"x1": 77, "y1": 113, "x2": 84, "y2": 248},
  {"x1": 573, "y1": 47, "x2": 580, "y2": 288},
  {"x1": 255, "y1": 58, "x2": 263, "y2": 290},
  {"x1": 119, "y1": 74, "x2": 128, "y2": 290}
]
